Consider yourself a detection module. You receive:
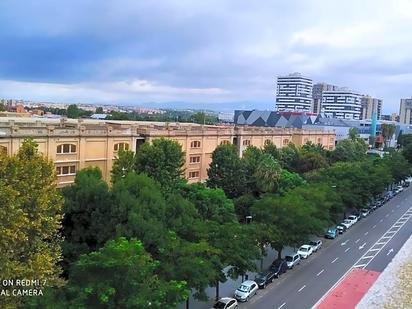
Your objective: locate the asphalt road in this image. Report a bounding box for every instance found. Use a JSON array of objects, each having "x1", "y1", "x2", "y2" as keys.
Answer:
[{"x1": 239, "y1": 187, "x2": 412, "y2": 309}]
